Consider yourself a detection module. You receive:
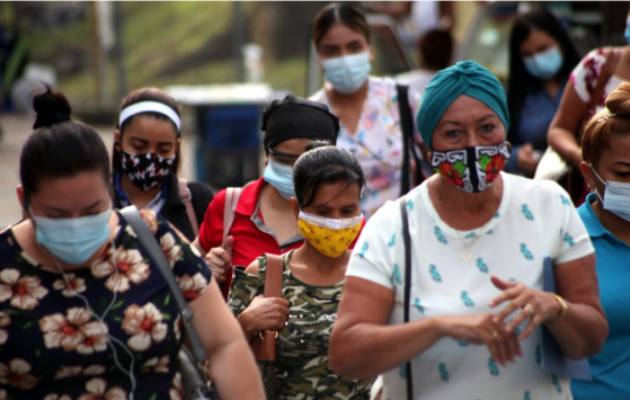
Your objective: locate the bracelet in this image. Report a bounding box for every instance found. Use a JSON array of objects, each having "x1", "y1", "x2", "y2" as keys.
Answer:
[{"x1": 547, "y1": 294, "x2": 568, "y2": 324}]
